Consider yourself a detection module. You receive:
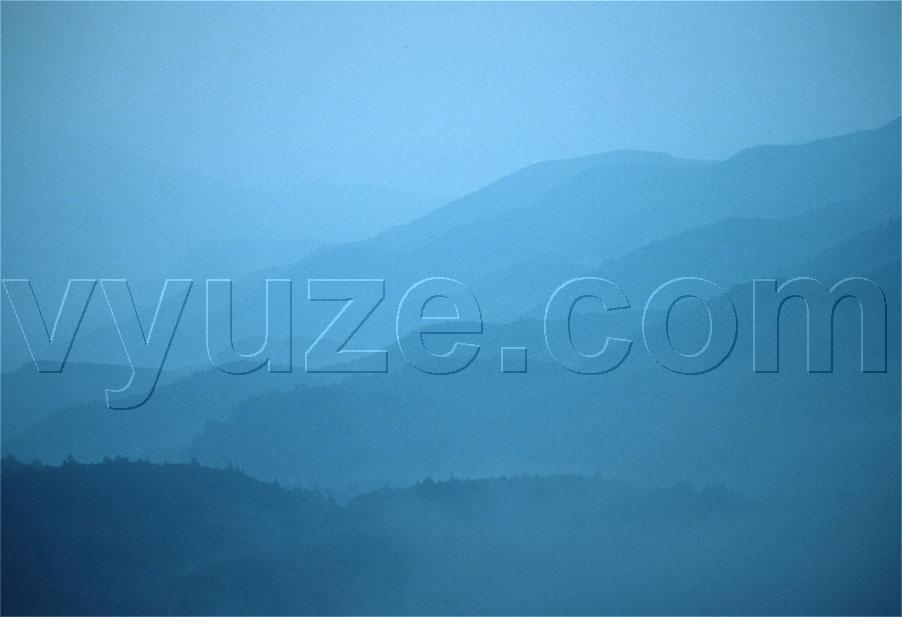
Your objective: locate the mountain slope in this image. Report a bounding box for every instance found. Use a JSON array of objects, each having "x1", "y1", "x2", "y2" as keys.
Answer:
[
  {"x1": 6, "y1": 121, "x2": 896, "y2": 371},
  {"x1": 4, "y1": 458, "x2": 895, "y2": 615},
  {"x1": 261, "y1": 118, "x2": 901, "y2": 342}
]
